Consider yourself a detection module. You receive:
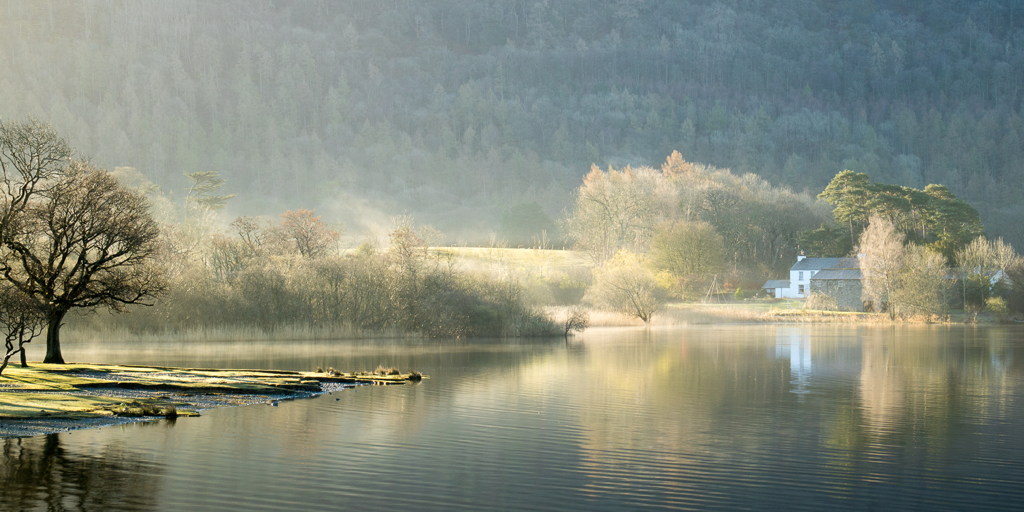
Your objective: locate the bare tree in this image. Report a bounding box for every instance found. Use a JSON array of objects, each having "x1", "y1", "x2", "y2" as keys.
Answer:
[
  {"x1": 859, "y1": 214, "x2": 905, "y2": 318},
  {"x1": 892, "y1": 245, "x2": 951, "y2": 316},
  {"x1": 991, "y1": 237, "x2": 1023, "y2": 284},
  {"x1": 231, "y1": 216, "x2": 267, "y2": 256},
  {"x1": 563, "y1": 165, "x2": 674, "y2": 263},
  {"x1": 0, "y1": 118, "x2": 70, "y2": 244},
  {"x1": 563, "y1": 305, "x2": 589, "y2": 338},
  {"x1": 2, "y1": 162, "x2": 166, "y2": 364},
  {"x1": 955, "y1": 236, "x2": 1022, "y2": 314},
  {"x1": 0, "y1": 283, "x2": 45, "y2": 375},
  {"x1": 272, "y1": 209, "x2": 341, "y2": 259},
  {"x1": 585, "y1": 250, "x2": 663, "y2": 323},
  {"x1": 956, "y1": 237, "x2": 997, "y2": 314}
]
